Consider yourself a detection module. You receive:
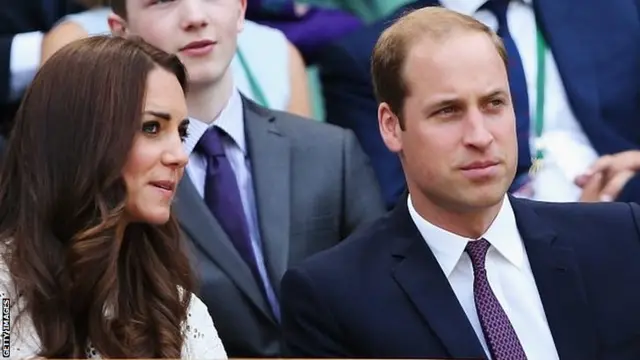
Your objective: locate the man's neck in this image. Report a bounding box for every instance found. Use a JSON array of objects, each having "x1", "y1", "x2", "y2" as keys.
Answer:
[
  {"x1": 186, "y1": 70, "x2": 235, "y2": 123},
  {"x1": 410, "y1": 192, "x2": 504, "y2": 239}
]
